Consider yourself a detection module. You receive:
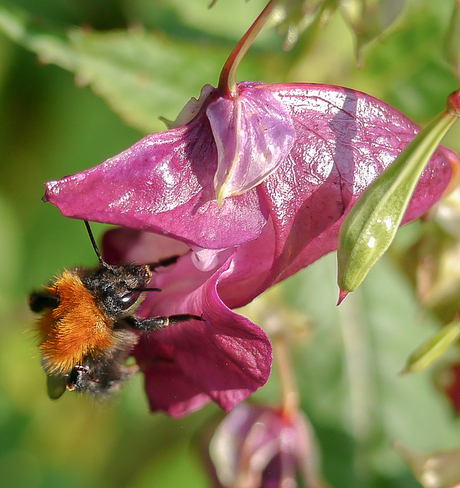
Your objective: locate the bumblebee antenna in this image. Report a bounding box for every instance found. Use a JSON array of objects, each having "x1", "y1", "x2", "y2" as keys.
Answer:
[{"x1": 84, "y1": 220, "x2": 109, "y2": 267}]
